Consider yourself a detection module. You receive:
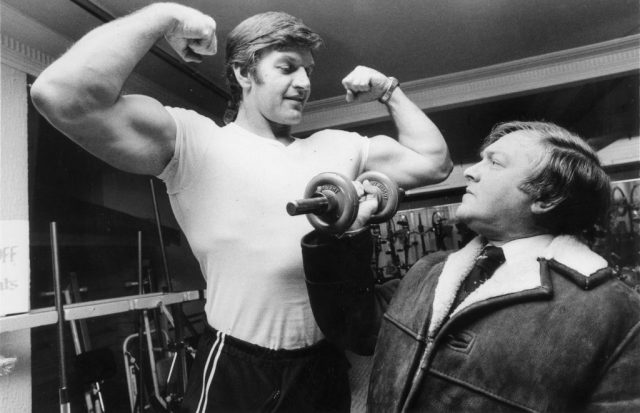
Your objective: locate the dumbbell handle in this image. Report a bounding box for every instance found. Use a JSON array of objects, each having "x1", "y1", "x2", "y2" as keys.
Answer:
[
  {"x1": 287, "y1": 188, "x2": 385, "y2": 215},
  {"x1": 287, "y1": 195, "x2": 330, "y2": 216},
  {"x1": 287, "y1": 190, "x2": 342, "y2": 216}
]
